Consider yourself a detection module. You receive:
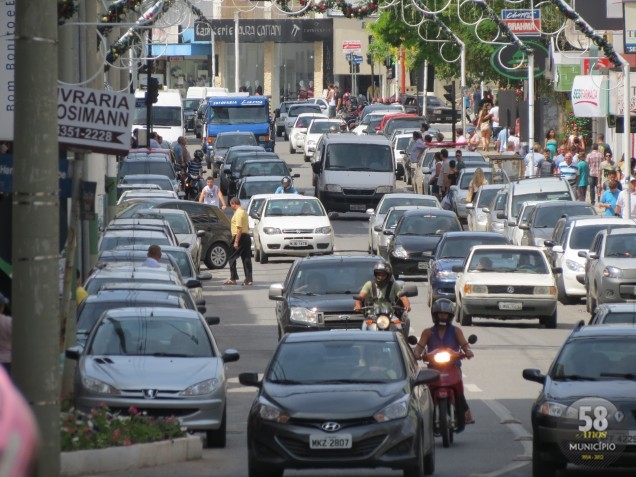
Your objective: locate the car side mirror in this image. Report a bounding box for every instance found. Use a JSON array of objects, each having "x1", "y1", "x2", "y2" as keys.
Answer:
[
  {"x1": 588, "y1": 252, "x2": 598, "y2": 260},
  {"x1": 186, "y1": 279, "x2": 202, "y2": 289},
  {"x1": 293, "y1": 173, "x2": 300, "y2": 178},
  {"x1": 239, "y1": 372, "x2": 262, "y2": 388},
  {"x1": 482, "y1": 207, "x2": 490, "y2": 213},
  {"x1": 414, "y1": 368, "x2": 440, "y2": 386},
  {"x1": 65, "y1": 346, "x2": 81, "y2": 360},
  {"x1": 205, "y1": 316, "x2": 220, "y2": 326},
  {"x1": 508, "y1": 221, "x2": 517, "y2": 227},
  {"x1": 398, "y1": 283, "x2": 418, "y2": 298},
  {"x1": 269, "y1": 283, "x2": 284, "y2": 300},
  {"x1": 407, "y1": 335, "x2": 418, "y2": 346},
  {"x1": 197, "y1": 230, "x2": 206, "y2": 238},
  {"x1": 222, "y1": 349, "x2": 240, "y2": 363},
  {"x1": 197, "y1": 304, "x2": 207, "y2": 314},
  {"x1": 311, "y1": 162, "x2": 322, "y2": 173},
  {"x1": 552, "y1": 267, "x2": 563, "y2": 274},
  {"x1": 496, "y1": 211, "x2": 506, "y2": 219},
  {"x1": 576, "y1": 274, "x2": 586, "y2": 285},
  {"x1": 250, "y1": 211, "x2": 261, "y2": 220},
  {"x1": 327, "y1": 212, "x2": 339, "y2": 220},
  {"x1": 180, "y1": 242, "x2": 191, "y2": 249},
  {"x1": 552, "y1": 245, "x2": 564, "y2": 254},
  {"x1": 451, "y1": 265, "x2": 464, "y2": 273},
  {"x1": 466, "y1": 203, "x2": 474, "y2": 210},
  {"x1": 543, "y1": 240, "x2": 555, "y2": 247},
  {"x1": 522, "y1": 368, "x2": 546, "y2": 384},
  {"x1": 467, "y1": 335, "x2": 478, "y2": 345},
  {"x1": 577, "y1": 251, "x2": 588, "y2": 258},
  {"x1": 383, "y1": 229, "x2": 394, "y2": 236},
  {"x1": 519, "y1": 223, "x2": 529, "y2": 230},
  {"x1": 373, "y1": 224, "x2": 383, "y2": 232}
]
